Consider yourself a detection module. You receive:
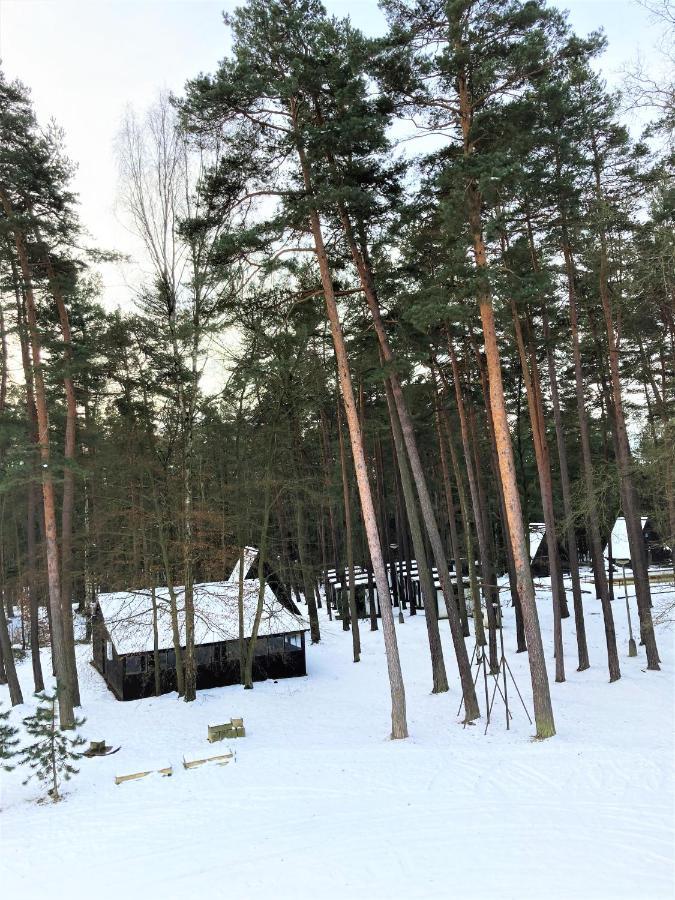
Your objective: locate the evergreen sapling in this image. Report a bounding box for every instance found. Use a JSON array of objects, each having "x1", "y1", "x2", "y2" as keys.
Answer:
[
  {"x1": 21, "y1": 689, "x2": 85, "y2": 802},
  {"x1": 0, "y1": 701, "x2": 20, "y2": 771}
]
